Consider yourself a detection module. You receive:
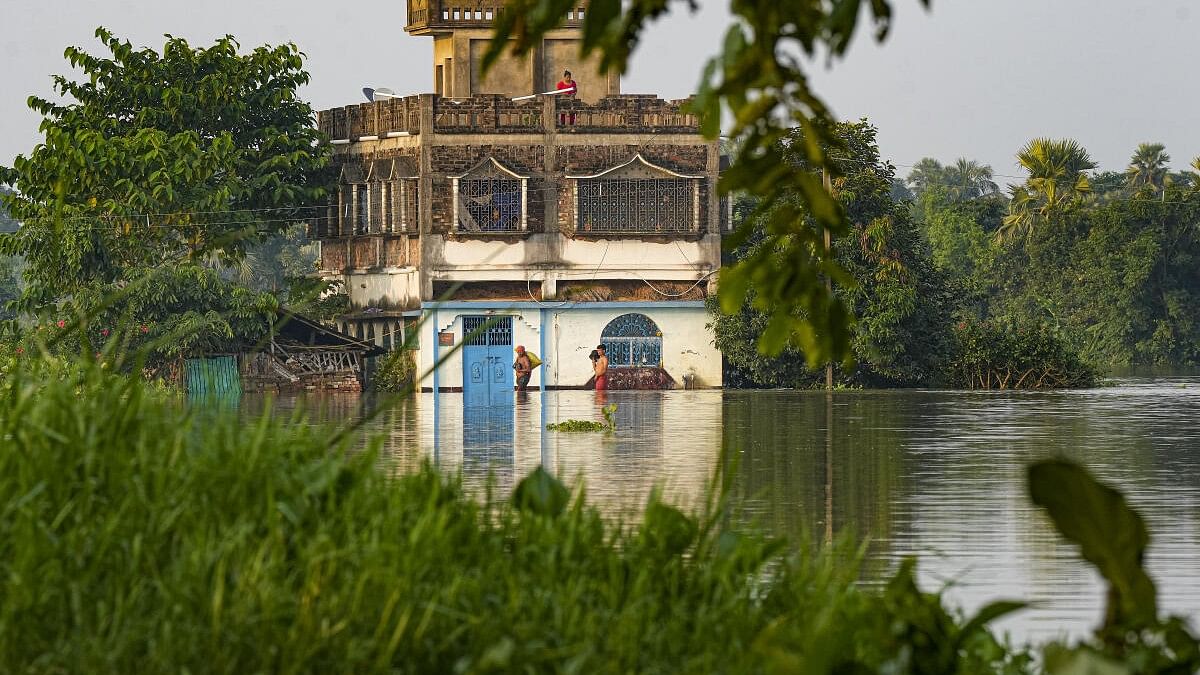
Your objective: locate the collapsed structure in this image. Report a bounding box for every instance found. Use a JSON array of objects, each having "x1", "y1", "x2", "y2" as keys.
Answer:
[{"x1": 314, "y1": 0, "x2": 725, "y2": 394}]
